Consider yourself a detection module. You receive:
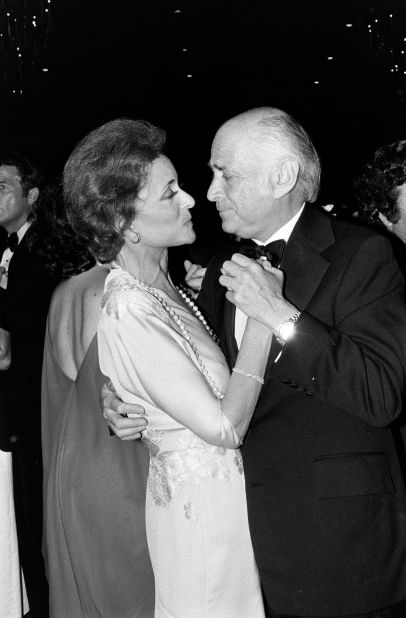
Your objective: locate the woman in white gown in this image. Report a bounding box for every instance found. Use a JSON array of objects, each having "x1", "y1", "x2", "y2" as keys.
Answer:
[{"x1": 63, "y1": 118, "x2": 273, "y2": 617}]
